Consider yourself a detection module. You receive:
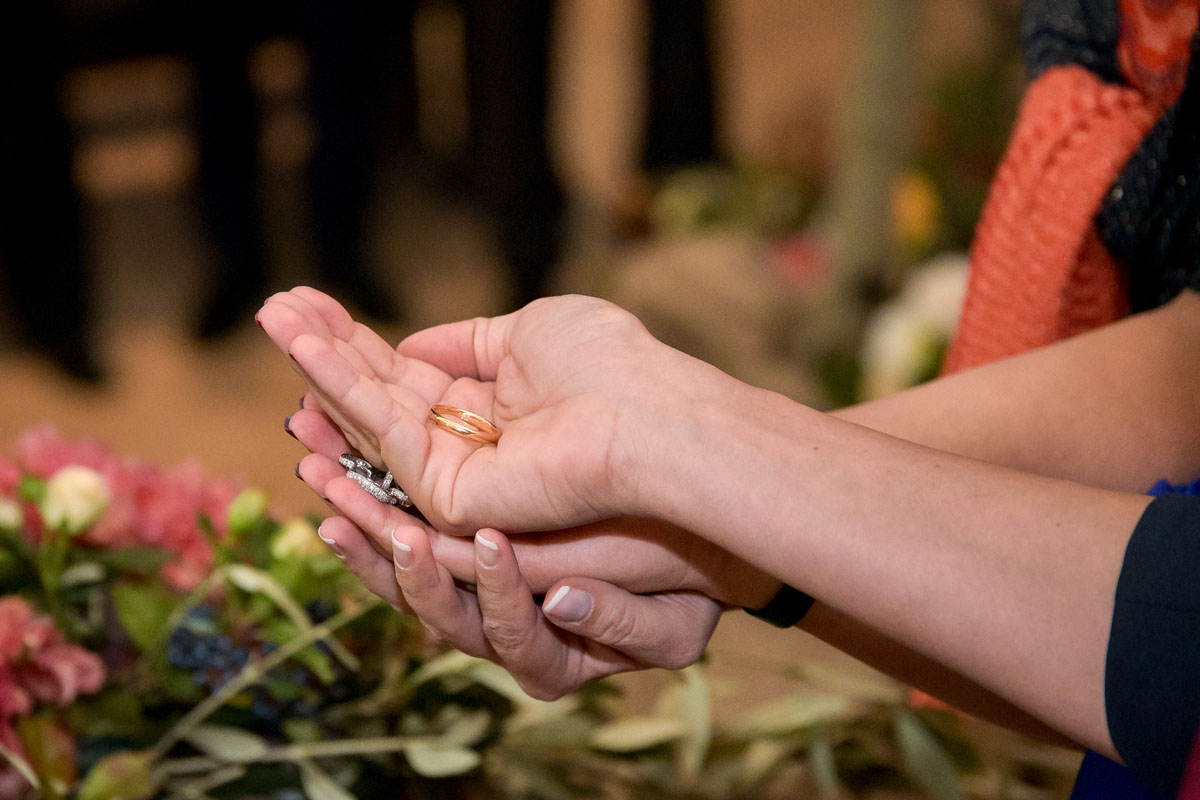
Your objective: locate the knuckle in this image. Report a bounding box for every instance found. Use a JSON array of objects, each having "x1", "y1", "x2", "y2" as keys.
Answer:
[
  {"x1": 589, "y1": 605, "x2": 642, "y2": 647},
  {"x1": 480, "y1": 616, "x2": 532, "y2": 655}
]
